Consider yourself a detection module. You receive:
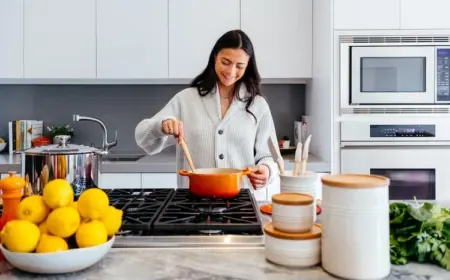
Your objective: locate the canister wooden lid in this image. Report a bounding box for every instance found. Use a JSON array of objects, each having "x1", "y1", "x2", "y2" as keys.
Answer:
[
  {"x1": 264, "y1": 223, "x2": 321, "y2": 240},
  {"x1": 321, "y1": 174, "x2": 389, "y2": 189},
  {"x1": 272, "y1": 193, "x2": 314, "y2": 206}
]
